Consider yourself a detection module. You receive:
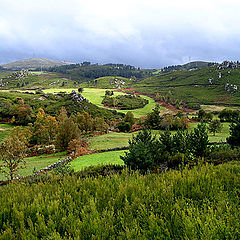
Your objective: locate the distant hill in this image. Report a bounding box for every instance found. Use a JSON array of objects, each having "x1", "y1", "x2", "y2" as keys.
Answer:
[
  {"x1": 182, "y1": 61, "x2": 214, "y2": 70},
  {"x1": 134, "y1": 61, "x2": 240, "y2": 106},
  {"x1": 1, "y1": 58, "x2": 72, "y2": 70},
  {"x1": 160, "y1": 61, "x2": 215, "y2": 73}
]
